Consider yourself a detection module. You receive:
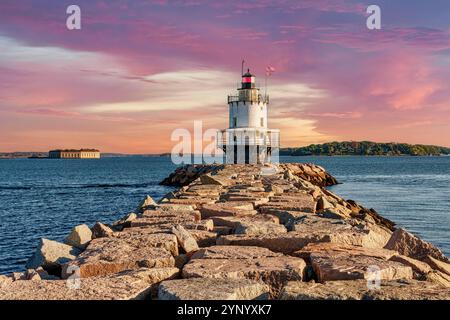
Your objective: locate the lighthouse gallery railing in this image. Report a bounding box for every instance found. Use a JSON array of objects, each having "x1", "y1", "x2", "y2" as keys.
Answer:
[
  {"x1": 227, "y1": 94, "x2": 269, "y2": 104},
  {"x1": 217, "y1": 129, "x2": 280, "y2": 147}
]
